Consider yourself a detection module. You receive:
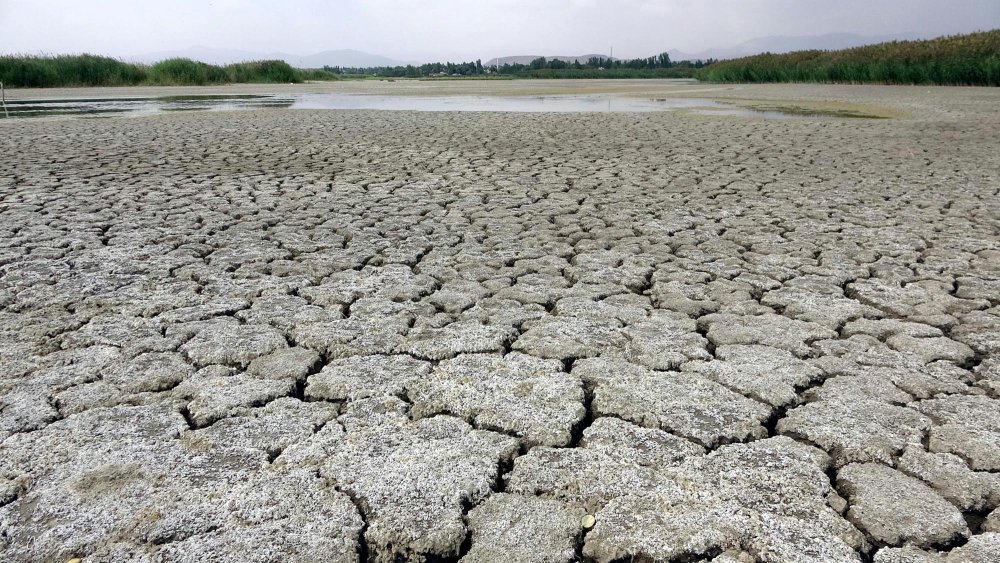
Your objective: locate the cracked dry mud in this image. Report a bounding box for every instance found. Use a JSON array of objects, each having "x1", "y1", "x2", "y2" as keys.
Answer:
[{"x1": 1, "y1": 83, "x2": 999, "y2": 562}]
